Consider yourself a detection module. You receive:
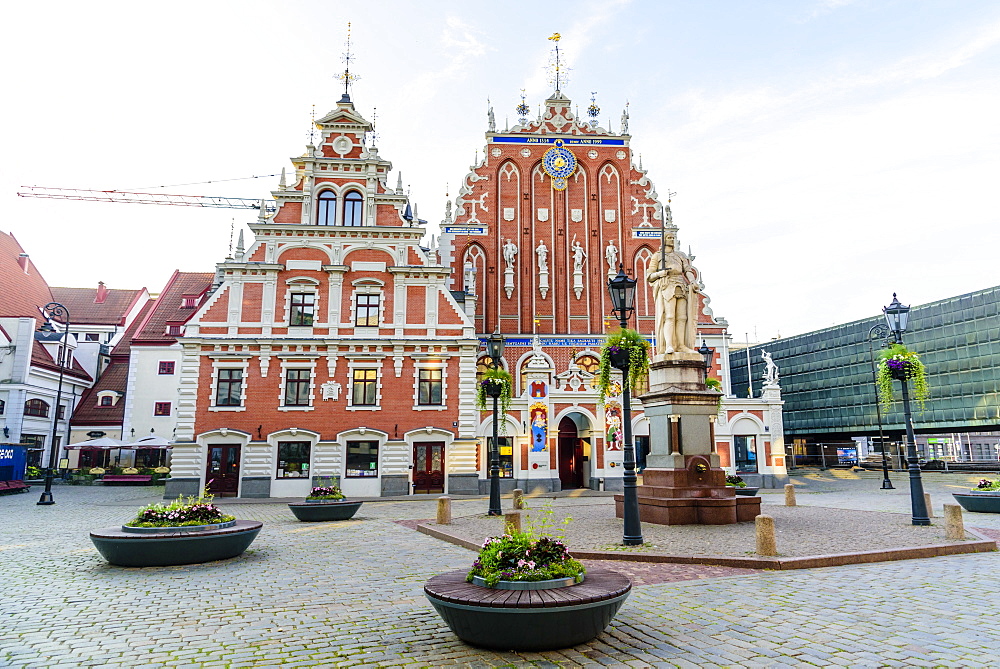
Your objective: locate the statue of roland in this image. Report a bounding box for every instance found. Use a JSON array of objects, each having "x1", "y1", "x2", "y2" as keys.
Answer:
[{"x1": 647, "y1": 229, "x2": 699, "y2": 356}]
